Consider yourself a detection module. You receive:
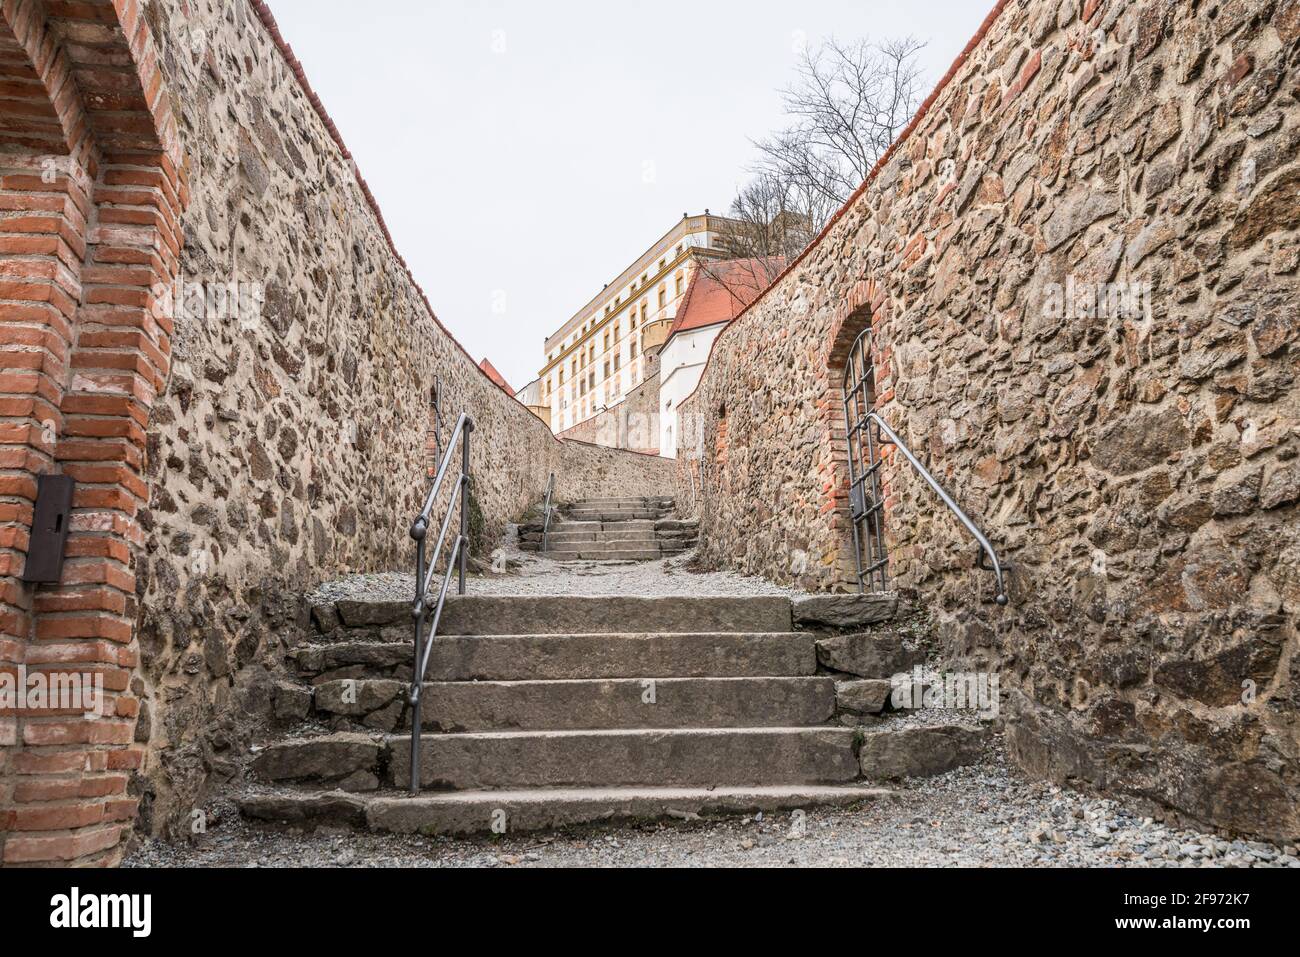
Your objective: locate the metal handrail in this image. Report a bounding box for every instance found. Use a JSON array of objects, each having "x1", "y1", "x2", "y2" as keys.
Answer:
[
  {"x1": 541, "y1": 472, "x2": 556, "y2": 551},
  {"x1": 868, "y1": 412, "x2": 1009, "y2": 606},
  {"x1": 408, "y1": 411, "x2": 473, "y2": 795}
]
